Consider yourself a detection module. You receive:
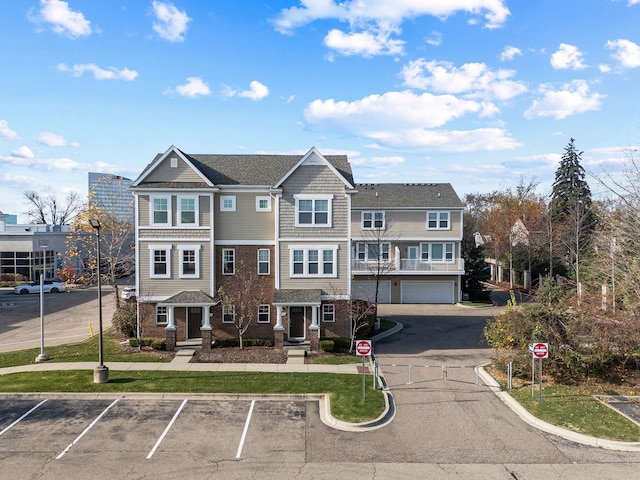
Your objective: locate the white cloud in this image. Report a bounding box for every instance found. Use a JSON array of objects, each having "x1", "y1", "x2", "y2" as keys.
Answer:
[
  {"x1": 11, "y1": 146, "x2": 34, "y2": 159},
  {"x1": 500, "y1": 45, "x2": 522, "y2": 61},
  {"x1": 152, "y1": 1, "x2": 191, "y2": 42},
  {"x1": 56, "y1": 63, "x2": 138, "y2": 81},
  {"x1": 171, "y1": 77, "x2": 211, "y2": 97},
  {"x1": 0, "y1": 155, "x2": 85, "y2": 171},
  {"x1": 223, "y1": 81, "x2": 270, "y2": 101},
  {"x1": 400, "y1": 59, "x2": 527, "y2": 101},
  {"x1": 0, "y1": 120, "x2": 19, "y2": 139},
  {"x1": 425, "y1": 31, "x2": 442, "y2": 47},
  {"x1": 324, "y1": 27, "x2": 404, "y2": 56},
  {"x1": 550, "y1": 43, "x2": 587, "y2": 70},
  {"x1": 628, "y1": 0, "x2": 640, "y2": 5},
  {"x1": 350, "y1": 155, "x2": 405, "y2": 167},
  {"x1": 304, "y1": 90, "x2": 520, "y2": 152},
  {"x1": 607, "y1": 39, "x2": 640, "y2": 68},
  {"x1": 37, "y1": 131, "x2": 79, "y2": 147},
  {"x1": 238, "y1": 81, "x2": 270, "y2": 101},
  {"x1": 524, "y1": 80, "x2": 605, "y2": 119},
  {"x1": 32, "y1": 0, "x2": 92, "y2": 38},
  {"x1": 272, "y1": 0, "x2": 510, "y2": 34}
]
